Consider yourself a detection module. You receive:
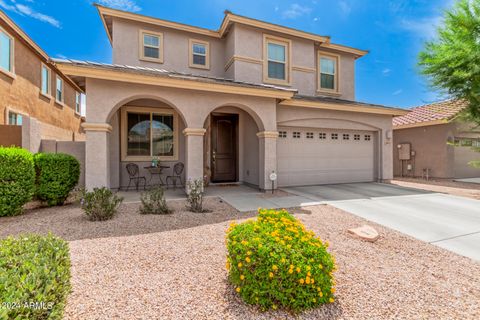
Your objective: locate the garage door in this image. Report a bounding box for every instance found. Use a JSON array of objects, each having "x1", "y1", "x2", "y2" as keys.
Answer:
[{"x1": 277, "y1": 127, "x2": 375, "y2": 186}]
